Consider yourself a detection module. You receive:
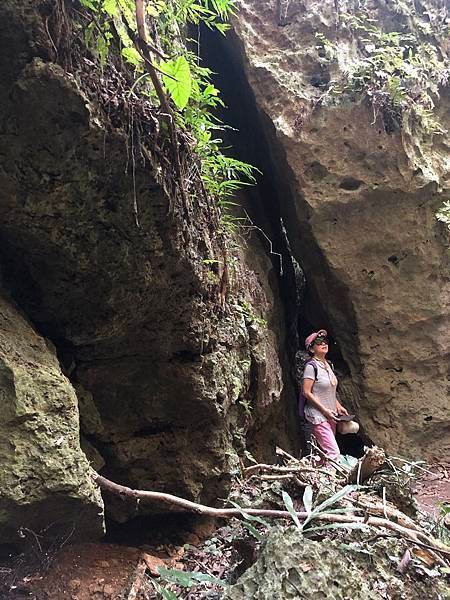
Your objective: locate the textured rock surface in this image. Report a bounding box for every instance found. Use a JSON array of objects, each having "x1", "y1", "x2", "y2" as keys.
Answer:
[
  {"x1": 226, "y1": 526, "x2": 449, "y2": 599},
  {"x1": 232, "y1": 0, "x2": 450, "y2": 460},
  {"x1": 0, "y1": 292, "x2": 104, "y2": 543},
  {"x1": 0, "y1": 0, "x2": 292, "y2": 525}
]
